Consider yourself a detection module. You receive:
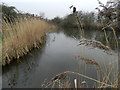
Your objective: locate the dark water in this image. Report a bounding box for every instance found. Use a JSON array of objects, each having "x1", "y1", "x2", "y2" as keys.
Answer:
[{"x1": 2, "y1": 29, "x2": 119, "y2": 88}]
